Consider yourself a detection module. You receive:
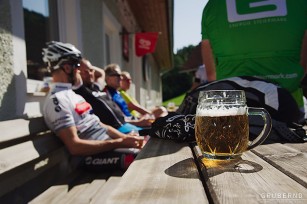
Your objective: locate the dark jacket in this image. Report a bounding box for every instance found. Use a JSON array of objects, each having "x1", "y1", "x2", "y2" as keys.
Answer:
[{"x1": 74, "y1": 84, "x2": 126, "y2": 129}]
